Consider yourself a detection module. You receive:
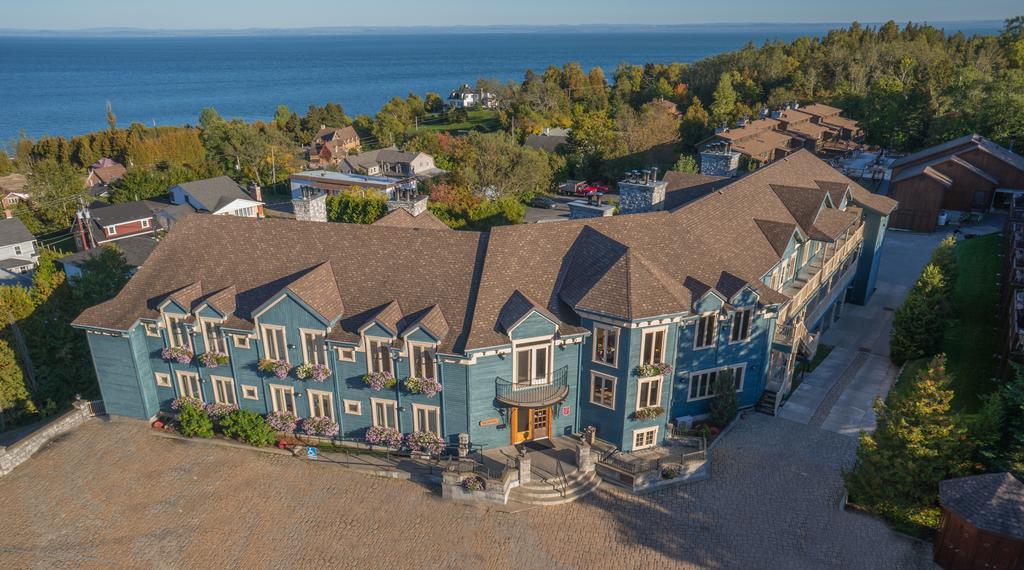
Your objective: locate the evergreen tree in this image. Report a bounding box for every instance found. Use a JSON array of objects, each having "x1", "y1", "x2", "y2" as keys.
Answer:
[
  {"x1": 679, "y1": 97, "x2": 711, "y2": 150},
  {"x1": 889, "y1": 264, "x2": 948, "y2": 364},
  {"x1": 673, "y1": 154, "x2": 698, "y2": 173},
  {"x1": 708, "y1": 369, "x2": 738, "y2": 428},
  {"x1": 0, "y1": 336, "x2": 32, "y2": 430},
  {"x1": 709, "y1": 72, "x2": 737, "y2": 128}
]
